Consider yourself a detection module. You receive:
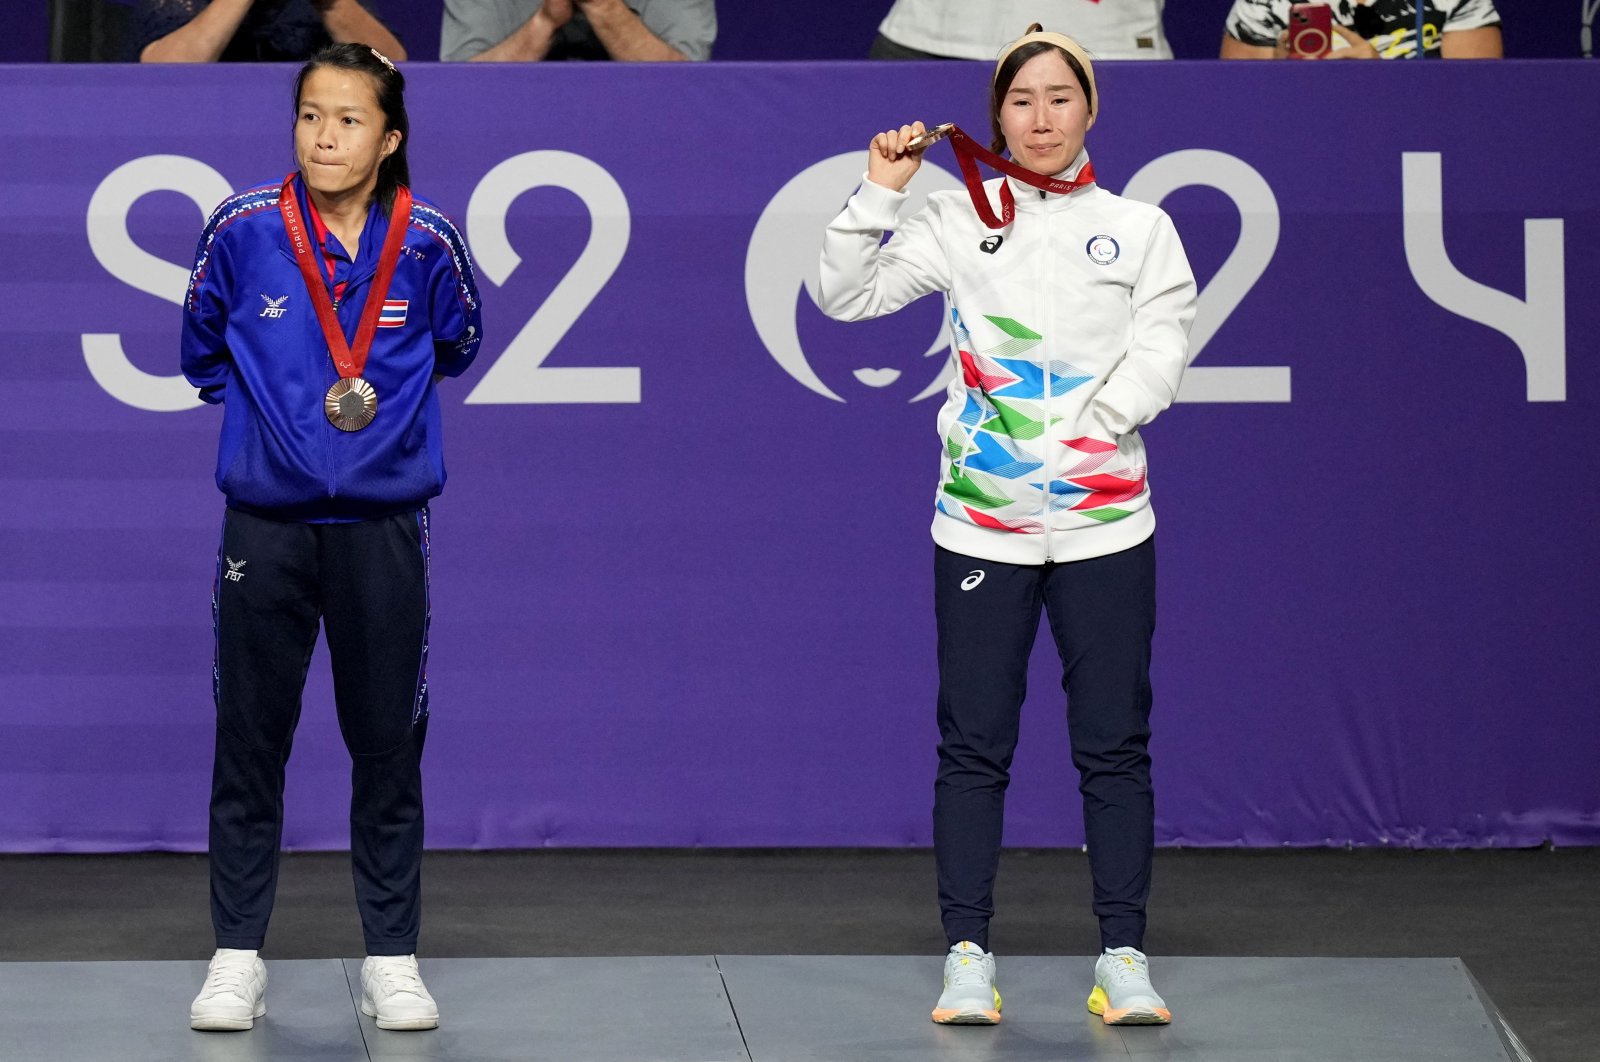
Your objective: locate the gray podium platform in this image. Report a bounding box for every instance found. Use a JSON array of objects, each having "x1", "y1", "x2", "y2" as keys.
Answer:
[
  {"x1": 0, "y1": 956, "x2": 1530, "y2": 1062},
  {"x1": 0, "y1": 959, "x2": 365, "y2": 1062},
  {"x1": 719, "y1": 956, "x2": 1528, "y2": 1062}
]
